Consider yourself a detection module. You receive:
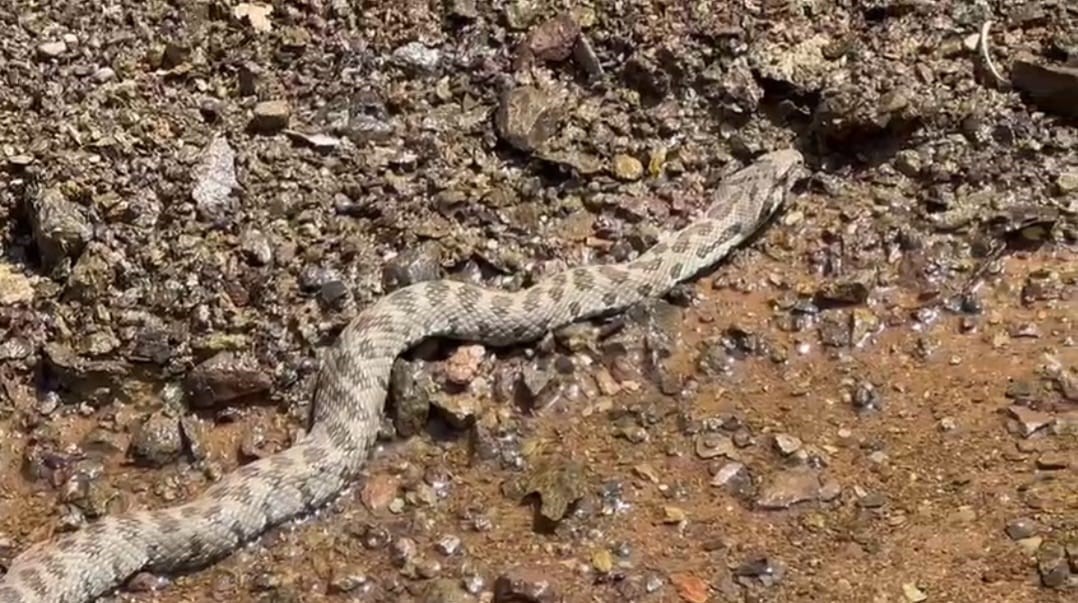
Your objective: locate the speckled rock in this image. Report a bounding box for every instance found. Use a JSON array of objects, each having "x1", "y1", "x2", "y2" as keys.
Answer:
[
  {"x1": 495, "y1": 85, "x2": 563, "y2": 153},
  {"x1": 128, "y1": 410, "x2": 184, "y2": 468},
  {"x1": 30, "y1": 187, "x2": 93, "y2": 271},
  {"x1": 184, "y1": 351, "x2": 273, "y2": 407},
  {"x1": 493, "y1": 567, "x2": 561, "y2": 602}
]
